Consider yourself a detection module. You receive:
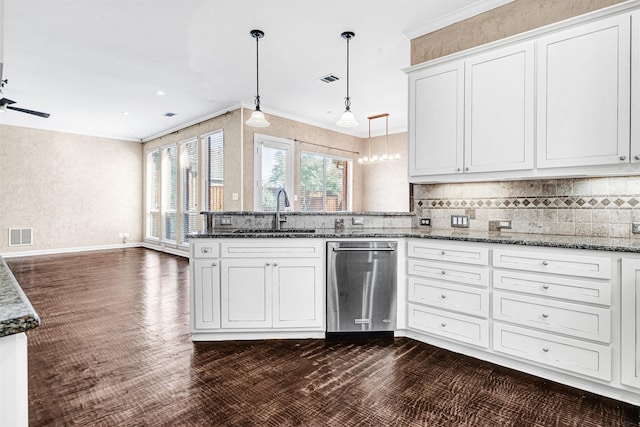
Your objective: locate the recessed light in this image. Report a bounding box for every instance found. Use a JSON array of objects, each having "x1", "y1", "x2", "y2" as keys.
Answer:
[
  {"x1": 156, "y1": 91, "x2": 165, "y2": 96},
  {"x1": 123, "y1": 112, "x2": 130, "y2": 116}
]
